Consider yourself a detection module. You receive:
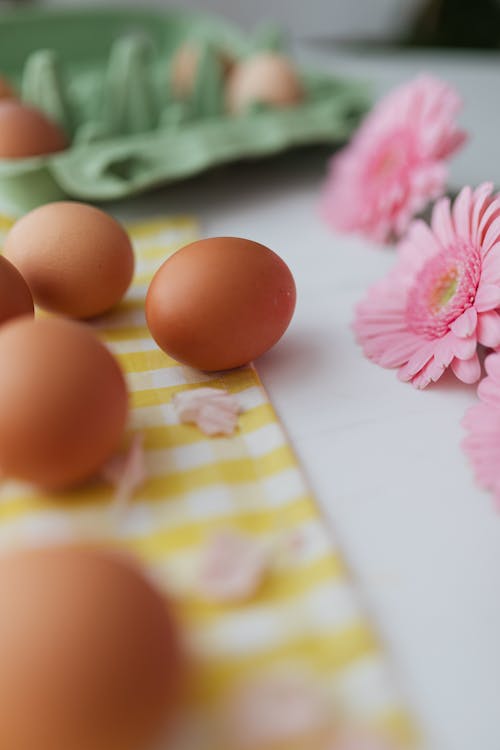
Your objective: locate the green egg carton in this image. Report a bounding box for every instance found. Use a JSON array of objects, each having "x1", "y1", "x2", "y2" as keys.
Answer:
[{"x1": 0, "y1": 7, "x2": 369, "y2": 213}]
